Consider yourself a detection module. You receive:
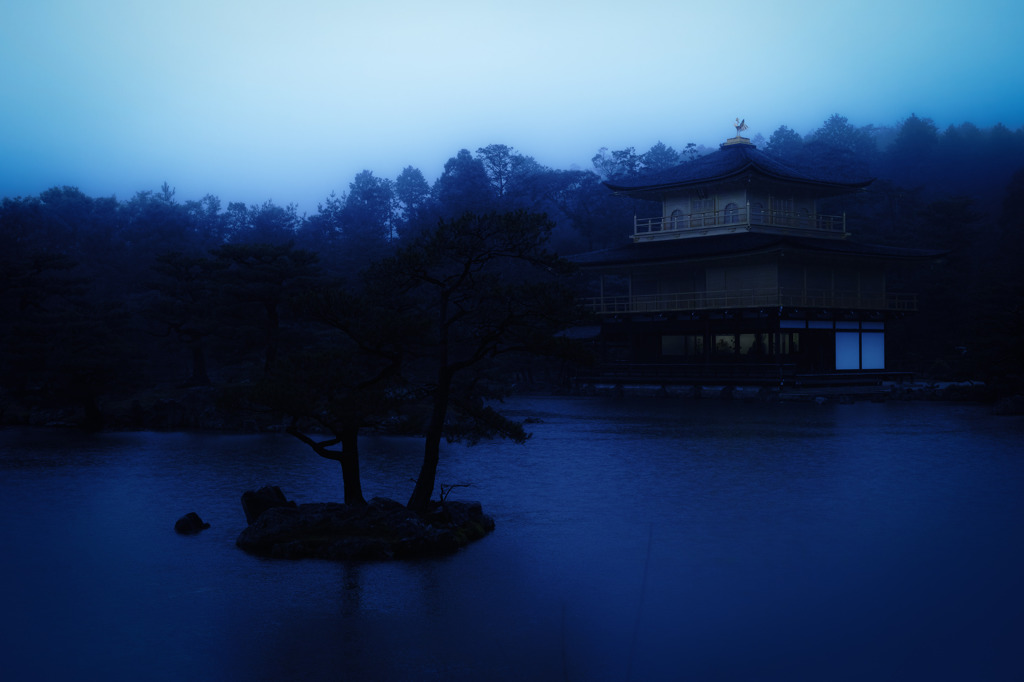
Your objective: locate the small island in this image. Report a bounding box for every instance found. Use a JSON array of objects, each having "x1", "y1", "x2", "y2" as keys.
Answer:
[{"x1": 236, "y1": 487, "x2": 494, "y2": 561}]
